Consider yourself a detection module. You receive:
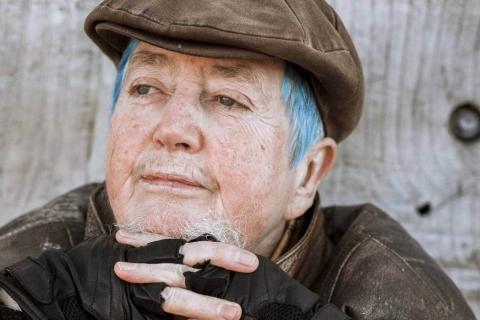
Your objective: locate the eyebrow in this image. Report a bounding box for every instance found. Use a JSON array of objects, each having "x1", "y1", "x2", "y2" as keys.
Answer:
[
  {"x1": 129, "y1": 51, "x2": 174, "y2": 69},
  {"x1": 210, "y1": 64, "x2": 261, "y2": 86},
  {"x1": 128, "y1": 51, "x2": 268, "y2": 100},
  {"x1": 209, "y1": 64, "x2": 269, "y2": 102}
]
